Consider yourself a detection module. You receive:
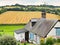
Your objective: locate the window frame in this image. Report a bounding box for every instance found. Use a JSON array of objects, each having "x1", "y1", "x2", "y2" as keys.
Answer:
[{"x1": 55, "y1": 27, "x2": 60, "y2": 36}]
